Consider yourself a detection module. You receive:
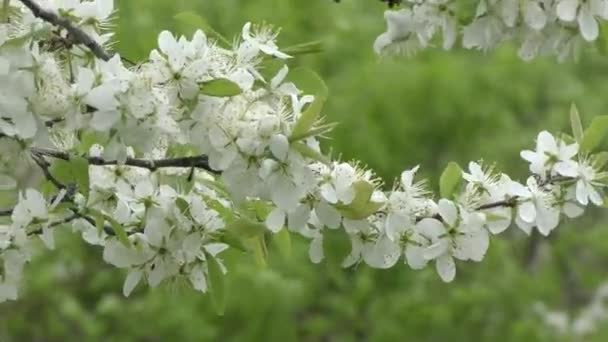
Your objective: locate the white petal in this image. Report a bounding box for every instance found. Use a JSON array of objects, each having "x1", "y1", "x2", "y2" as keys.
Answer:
[
  {"x1": 518, "y1": 201, "x2": 537, "y2": 223},
  {"x1": 319, "y1": 183, "x2": 338, "y2": 204},
  {"x1": 308, "y1": 236, "x2": 324, "y2": 264},
  {"x1": 436, "y1": 254, "x2": 456, "y2": 282},
  {"x1": 579, "y1": 6, "x2": 599, "y2": 41},
  {"x1": 158, "y1": 31, "x2": 176, "y2": 55},
  {"x1": 405, "y1": 245, "x2": 428, "y2": 270},
  {"x1": 270, "y1": 65, "x2": 289, "y2": 89},
  {"x1": 416, "y1": 218, "x2": 446, "y2": 240},
  {"x1": 563, "y1": 202, "x2": 585, "y2": 218},
  {"x1": 438, "y1": 199, "x2": 458, "y2": 226},
  {"x1": 265, "y1": 207, "x2": 285, "y2": 233},
  {"x1": 576, "y1": 180, "x2": 589, "y2": 205},
  {"x1": 189, "y1": 264, "x2": 208, "y2": 292},
  {"x1": 536, "y1": 207, "x2": 560, "y2": 236},
  {"x1": 363, "y1": 235, "x2": 401, "y2": 269},
  {"x1": 524, "y1": 0, "x2": 547, "y2": 30},
  {"x1": 554, "y1": 161, "x2": 578, "y2": 177},
  {"x1": 287, "y1": 204, "x2": 310, "y2": 231},
  {"x1": 557, "y1": 0, "x2": 579, "y2": 21},
  {"x1": 123, "y1": 269, "x2": 143, "y2": 297},
  {"x1": 424, "y1": 240, "x2": 448, "y2": 260},
  {"x1": 269, "y1": 134, "x2": 289, "y2": 161},
  {"x1": 315, "y1": 201, "x2": 341, "y2": 229},
  {"x1": 90, "y1": 110, "x2": 120, "y2": 132},
  {"x1": 466, "y1": 229, "x2": 490, "y2": 262},
  {"x1": 515, "y1": 215, "x2": 534, "y2": 234}
]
